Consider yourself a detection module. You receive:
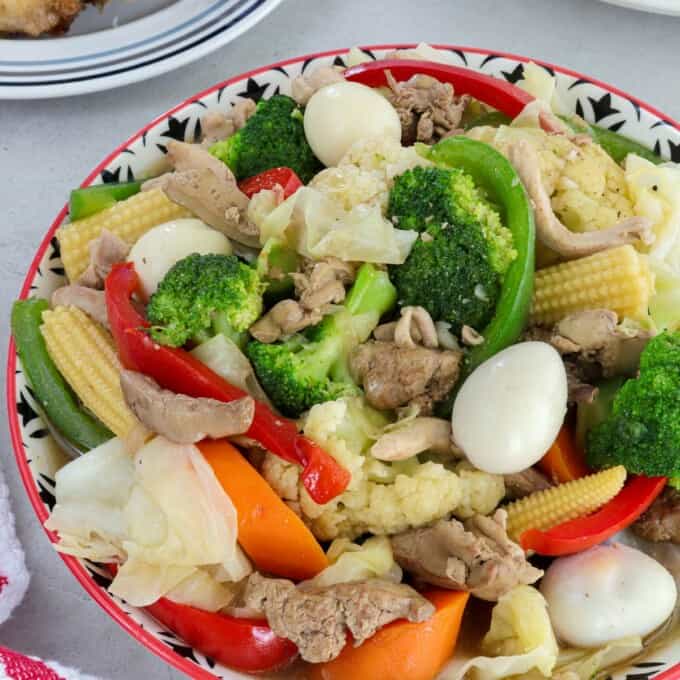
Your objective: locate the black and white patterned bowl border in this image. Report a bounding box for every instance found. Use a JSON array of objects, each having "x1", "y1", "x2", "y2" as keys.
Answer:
[{"x1": 8, "y1": 45, "x2": 680, "y2": 680}]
